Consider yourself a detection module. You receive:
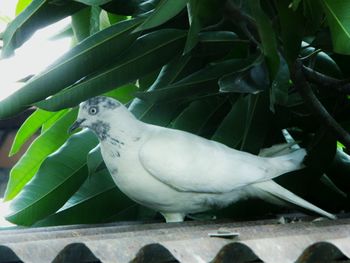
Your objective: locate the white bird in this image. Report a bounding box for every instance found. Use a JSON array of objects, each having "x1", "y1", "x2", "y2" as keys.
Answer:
[{"x1": 69, "y1": 96, "x2": 336, "y2": 222}]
